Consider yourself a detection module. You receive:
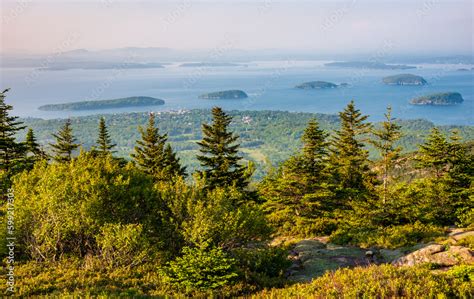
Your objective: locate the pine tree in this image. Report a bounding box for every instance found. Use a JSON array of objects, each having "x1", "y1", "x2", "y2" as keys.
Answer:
[
  {"x1": 131, "y1": 113, "x2": 184, "y2": 180},
  {"x1": 0, "y1": 89, "x2": 26, "y2": 173},
  {"x1": 96, "y1": 117, "x2": 116, "y2": 155},
  {"x1": 330, "y1": 100, "x2": 373, "y2": 195},
  {"x1": 370, "y1": 107, "x2": 402, "y2": 203},
  {"x1": 417, "y1": 127, "x2": 451, "y2": 178},
  {"x1": 50, "y1": 119, "x2": 80, "y2": 163},
  {"x1": 196, "y1": 107, "x2": 249, "y2": 190}
]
